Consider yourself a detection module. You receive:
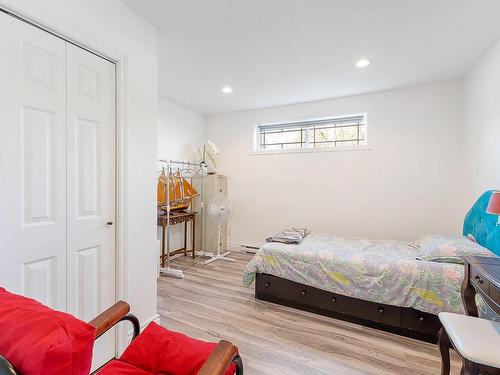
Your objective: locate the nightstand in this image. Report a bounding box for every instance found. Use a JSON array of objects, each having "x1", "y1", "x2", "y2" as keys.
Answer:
[{"x1": 462, "y1": 256, "x2": 500, "y2": 317}]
